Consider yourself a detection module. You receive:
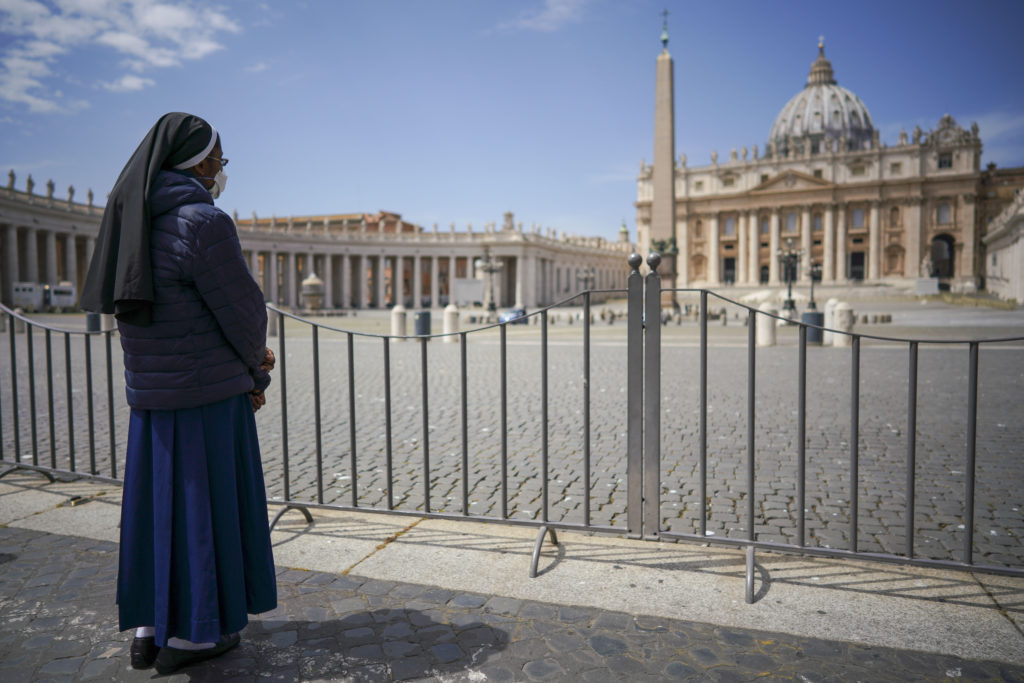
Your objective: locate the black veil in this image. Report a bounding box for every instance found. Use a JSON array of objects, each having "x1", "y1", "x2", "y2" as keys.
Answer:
[{"x1": 80, "y1": 112, "x2": 218, "y2": 326}]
